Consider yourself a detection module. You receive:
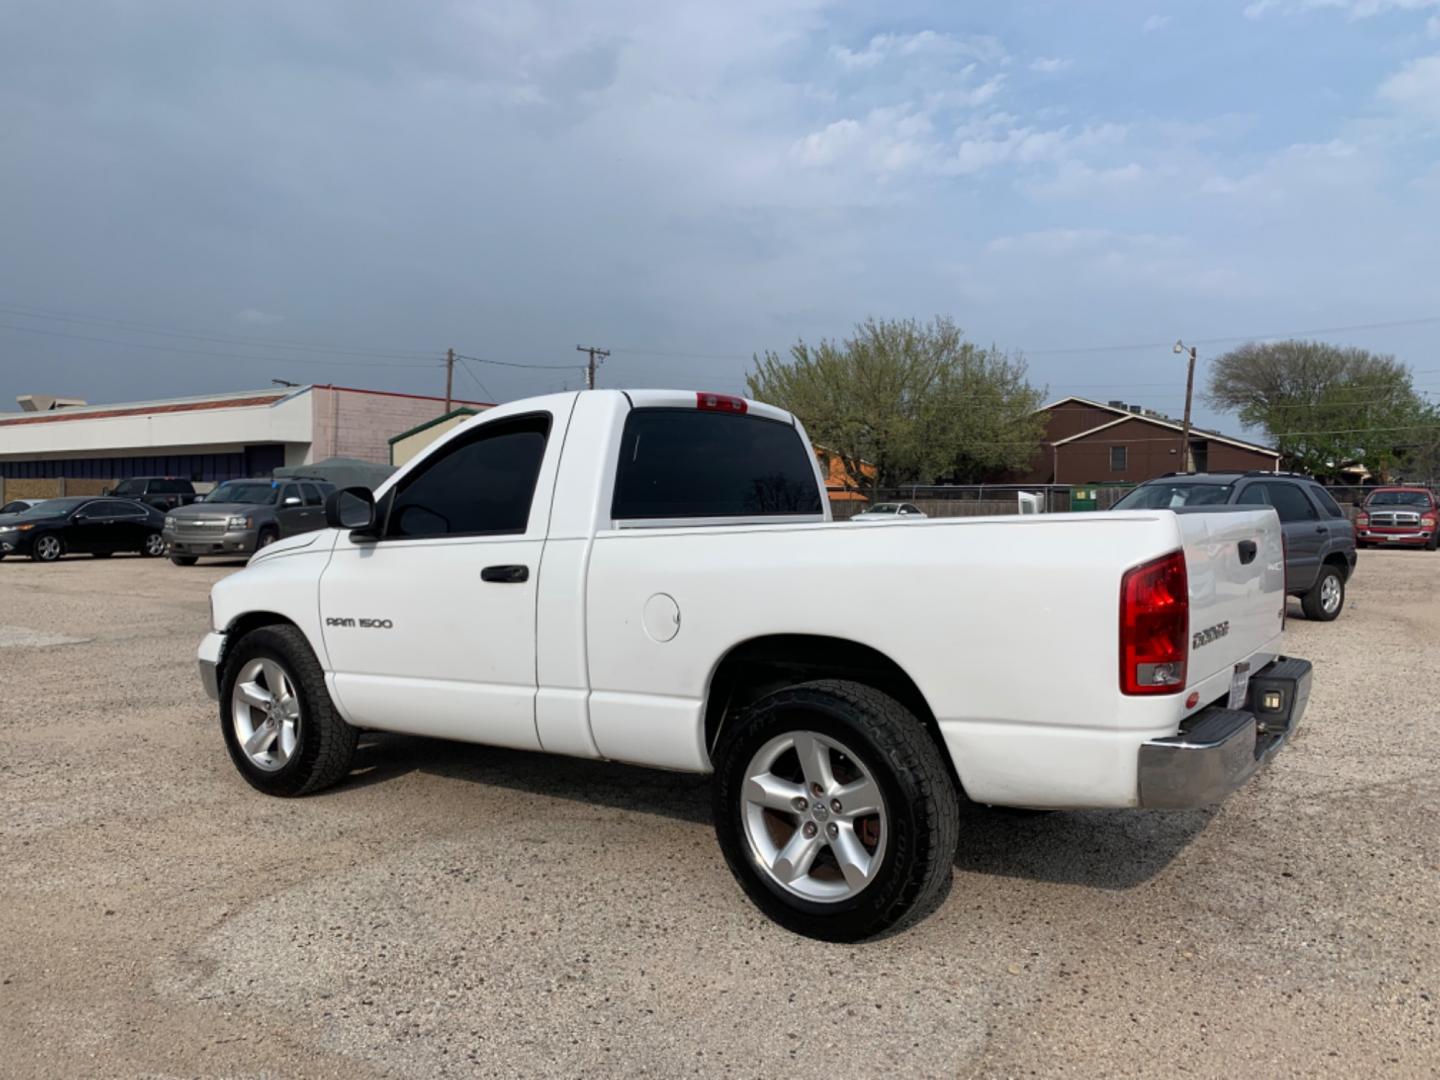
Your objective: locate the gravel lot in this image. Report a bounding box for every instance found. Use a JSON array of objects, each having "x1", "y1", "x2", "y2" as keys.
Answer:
[{"x1": 0, "y1": 550, "x2": 1435, "y2": 1078}]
